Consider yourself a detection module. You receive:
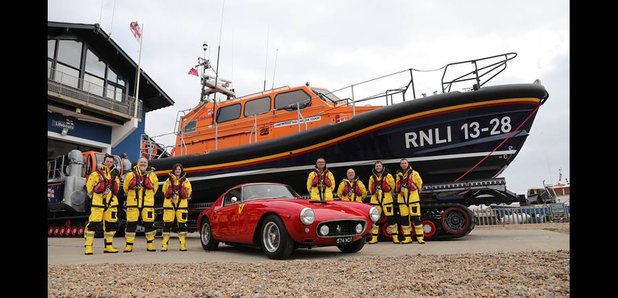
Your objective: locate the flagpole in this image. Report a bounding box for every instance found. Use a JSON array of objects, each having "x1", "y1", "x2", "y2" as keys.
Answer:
[{"x1": 134, "y1": 23, "x2": 144, "y2": 118}]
